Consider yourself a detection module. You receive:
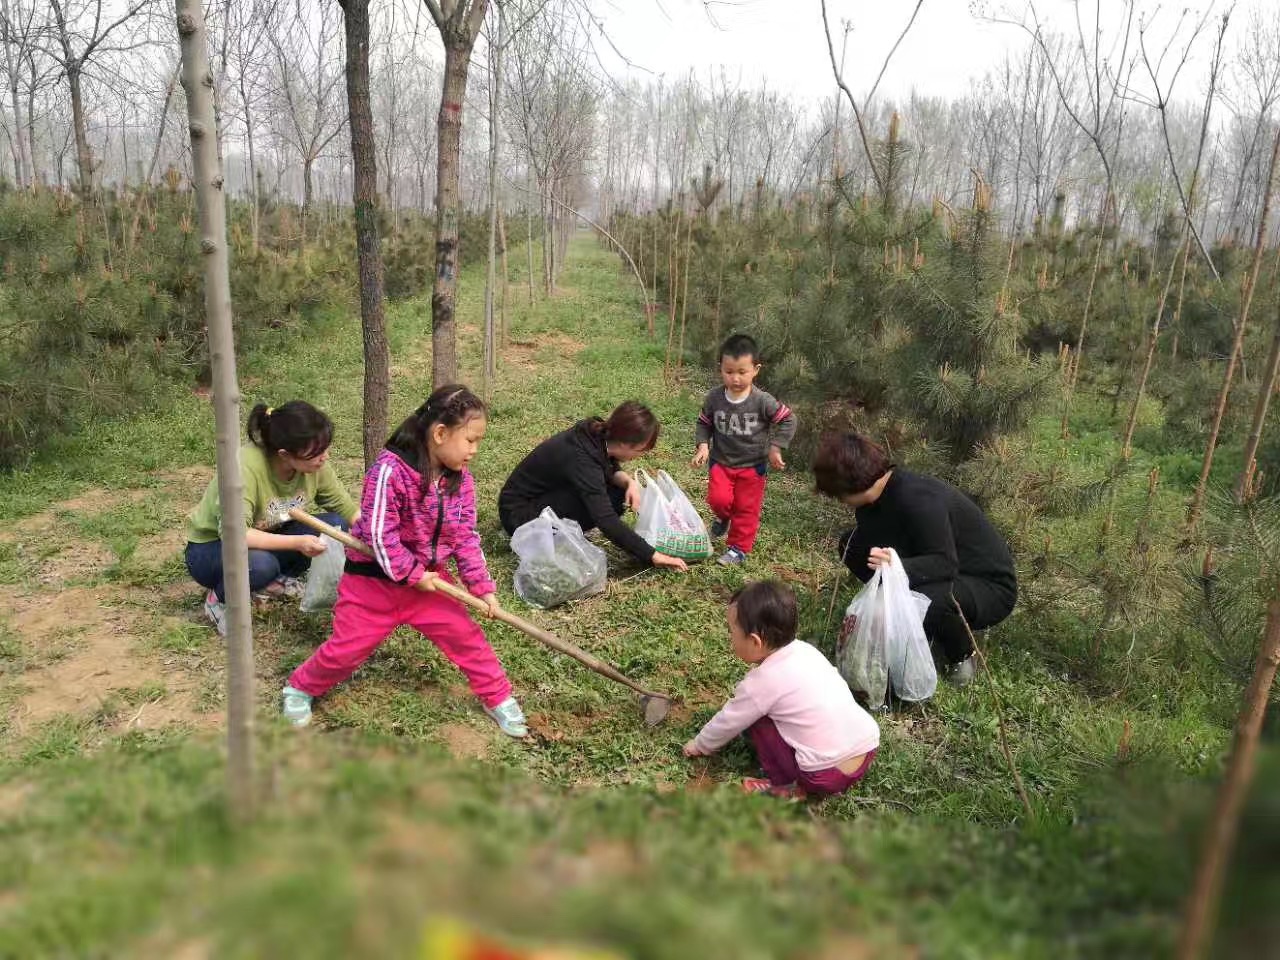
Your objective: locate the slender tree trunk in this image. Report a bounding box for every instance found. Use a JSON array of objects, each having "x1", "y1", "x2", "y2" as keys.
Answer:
[
  {"x1": 1060, "y1": 226, "x2": 1106, "y2": 439},
  {"x1": 676, "y1": 208, "x2": 693, "y2": 375},
  {"x1": 67, "y1": 64, "x2": 95, "y2": 197},
  {"x1": 340, "y1": 0, "x2": 390, "y2": 468},
  {"x1": 1176, "y1": 595, "x2": 1280, "y2": 960},
  {"x1": 498, "y1": 208, "x2": 509, "y2": 348},
  {"x1": 430, "y1": 38, "x2": 477, "y2": 388},
  {"x1": 1123, "y1": 231, "x2": 1187, "y2": 457},
  {"x1": 482, "y1": 1, "x2": 504, "y2": 400},
  {"x1": 301, "y1": 154, "x2": 315, "y2": 247},
  {"x1": 1189, "y1": 129, "x2": 1280, "y2": 531},
  {"x1": 241, "y1": 91, "x2": 260, "y2": 250},
  {"x1": 175, "y1": 0, "x2": 255, "y2": 822},
  {"x1": 1235, "y1": 303, "x2": 1280, "y2": 503},
  {"x1": 525, "y1": 168, "x2": 534, "y2": 305}
]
